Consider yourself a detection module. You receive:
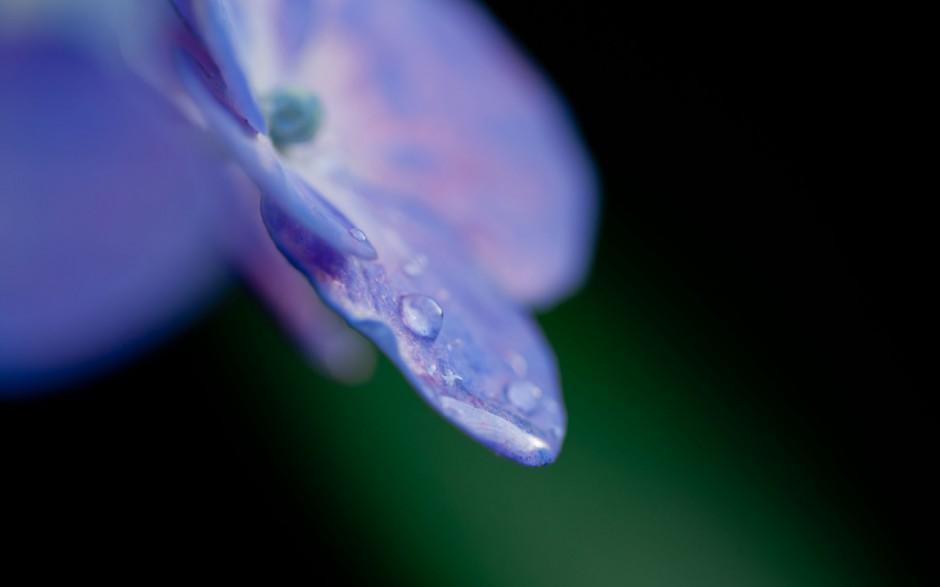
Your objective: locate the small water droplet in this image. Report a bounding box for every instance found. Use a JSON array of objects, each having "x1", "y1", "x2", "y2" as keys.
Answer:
[
  {"x1": 348, "y1": 227, "x2": 368, "y2": 242},
  {"x1": 443, "y1": 369, "x2": 463, "y2": 387},
  {"x1": 507, "y1": 352, "x2": 528, "y2": 377},
  {"x1": 399, "y1": 294, "x2": 443, "y2": 340},
  {"x1": 505, "y1": 380, "x2": 542, "y2": 413},
  {"x1": 402, "y1": 253, "x2": 429, "y2": 277}
]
